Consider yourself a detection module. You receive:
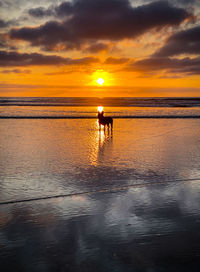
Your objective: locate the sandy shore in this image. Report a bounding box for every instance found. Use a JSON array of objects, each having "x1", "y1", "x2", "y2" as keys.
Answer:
[
  {"x1": 1, "y1": 179, "x2": 200, "y2": 271},
  {"x1": 1, "y1": 118, "x2": 200, "y2": 271}
]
